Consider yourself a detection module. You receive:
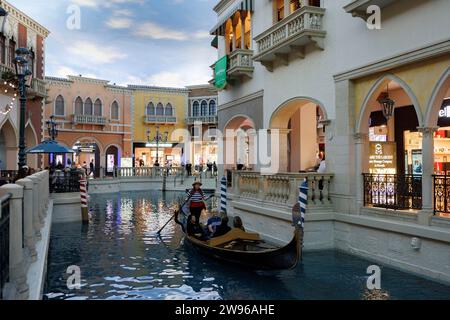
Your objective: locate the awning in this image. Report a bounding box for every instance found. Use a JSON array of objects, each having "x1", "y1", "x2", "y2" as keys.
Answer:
[
  {"x1": 210, "y1": 0, "x2": 254, "y2": 36},
  {"x1": 26, "y1": 140, "x2": 75, "y2": 154},
  {"x1": 211, "y1": 35, "x2": 218, "y2": 48}
]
